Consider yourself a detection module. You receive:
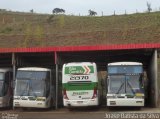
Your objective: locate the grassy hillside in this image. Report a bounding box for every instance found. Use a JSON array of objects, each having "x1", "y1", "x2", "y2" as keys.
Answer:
[{"x1": 0, "y1": 11, "x2": 160, "y2": 48}]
